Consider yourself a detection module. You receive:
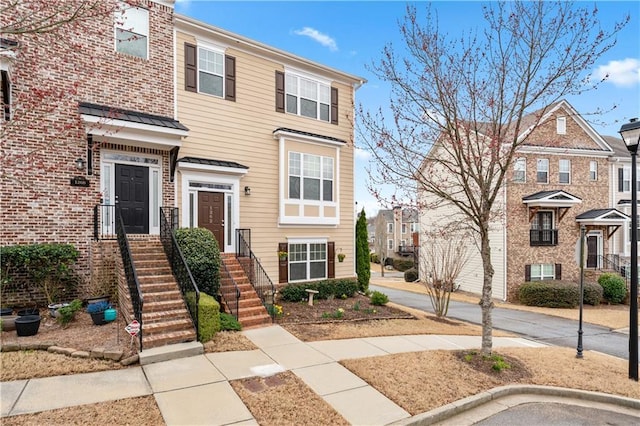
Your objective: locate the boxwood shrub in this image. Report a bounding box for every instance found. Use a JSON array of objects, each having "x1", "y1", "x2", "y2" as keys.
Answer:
[
  {"x1": 279, "y1": 278, "x2": 359, "y2": 302},
  {"x1": 174, "y1": 228, "x2": 221, "y2": 296},
  {"x1": 518, "y1": 280, "x2": 580, "y2": 308},
  {"x1": 583, "y1": 281, "x2": 603, "y2": 306},
  {"x1": 186, "y1": 292, "x2": 220, "y2": 342},
  {"x1": 392, "y1": 258, "x2": 414, "y2": 272},
  {"x1": 404, "y1": 268, "x2": 418, "y2": 282},
  {"x1": 597, "y1": 273, "x2": 627, "y2": 304}
]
